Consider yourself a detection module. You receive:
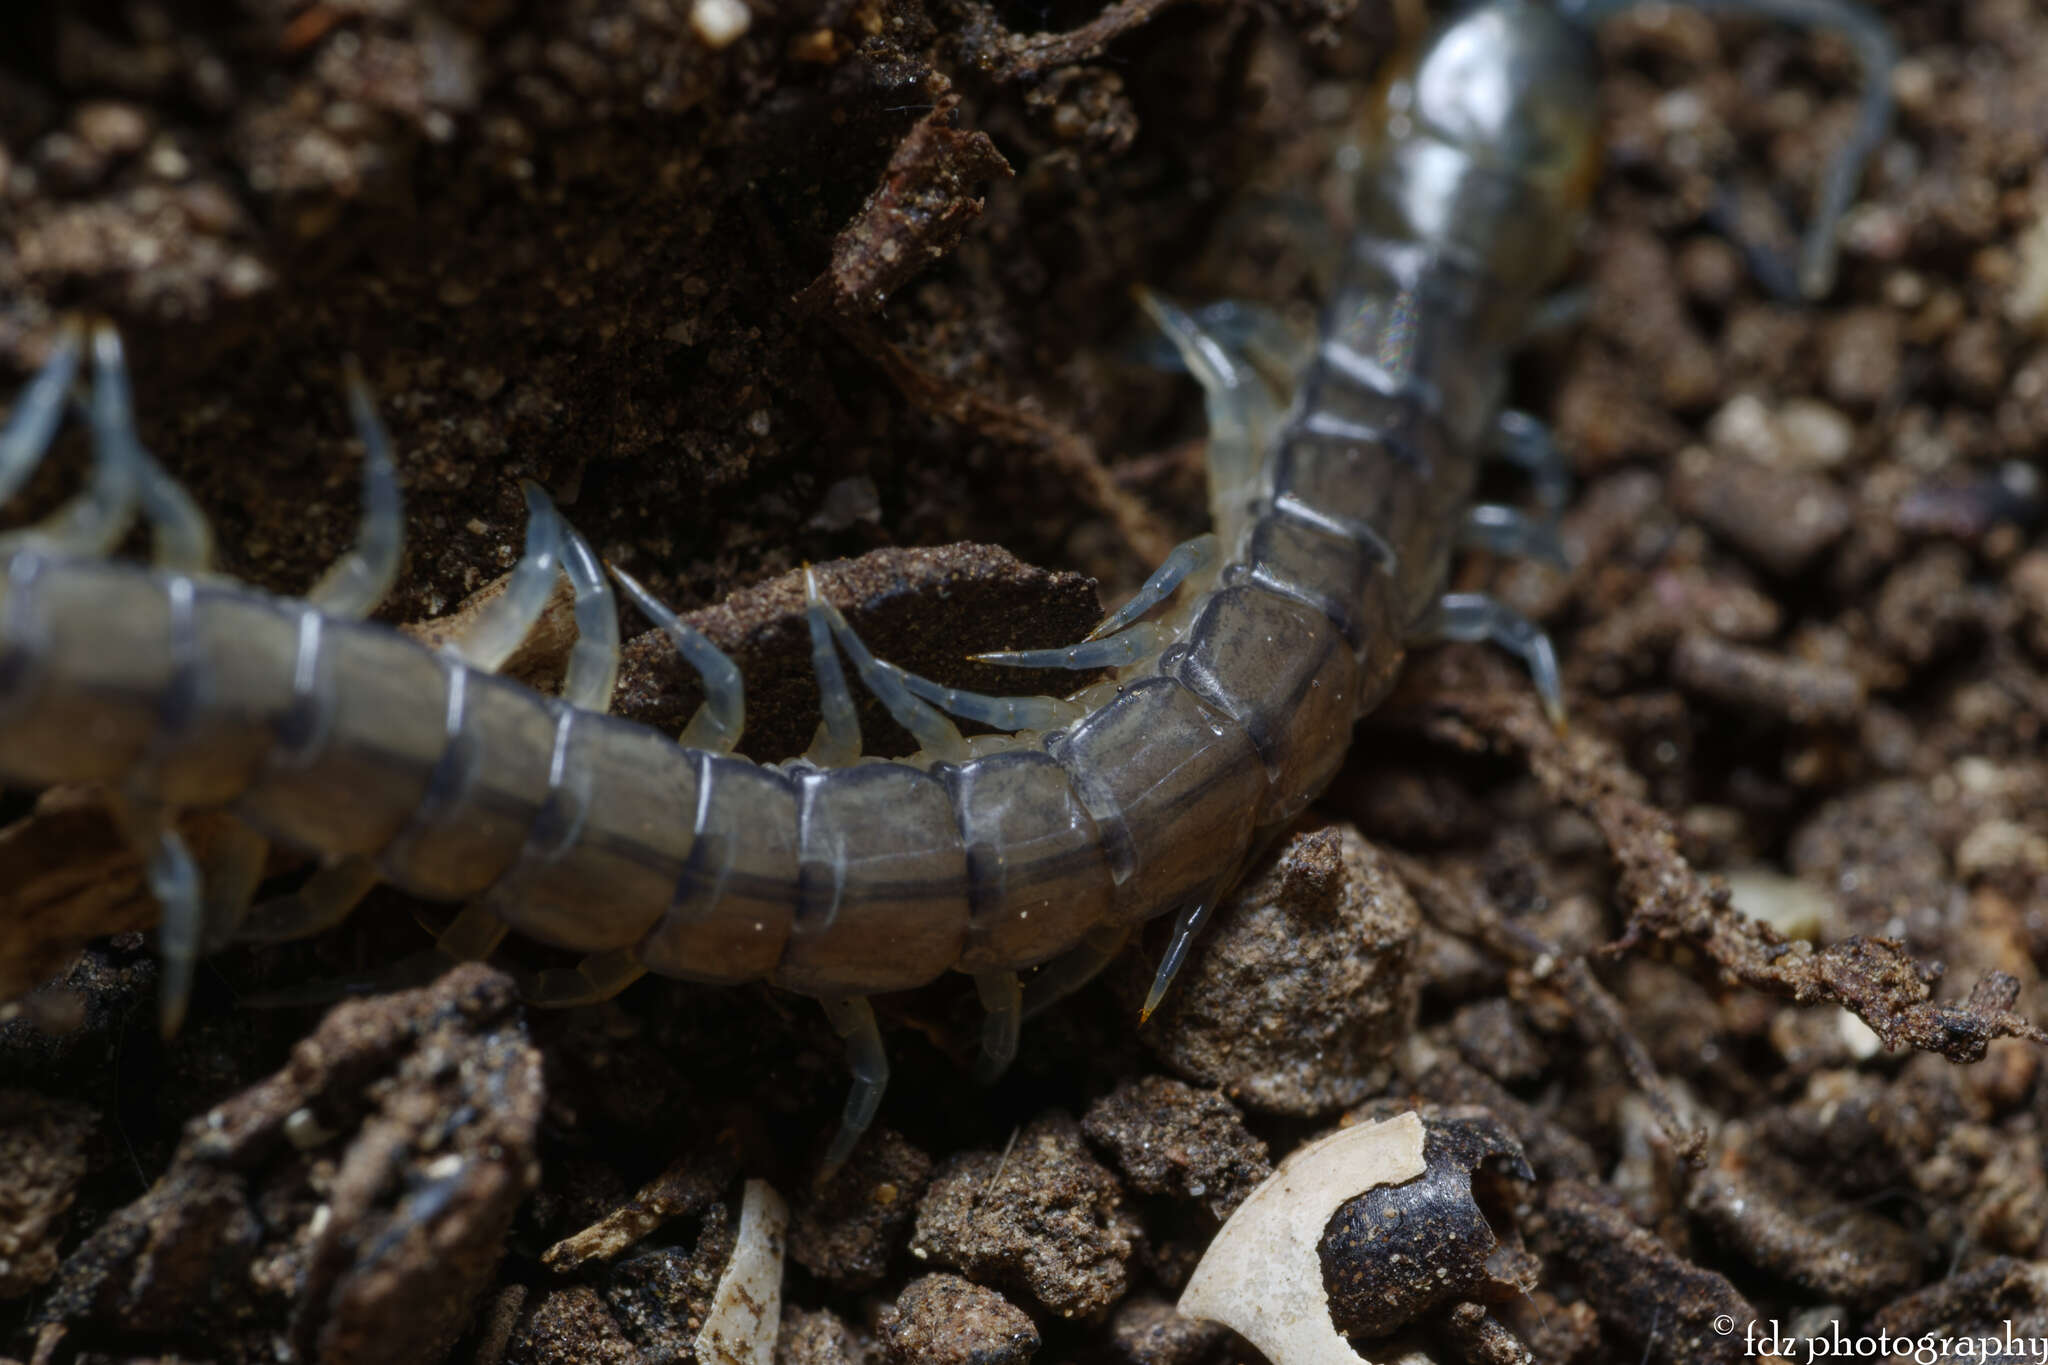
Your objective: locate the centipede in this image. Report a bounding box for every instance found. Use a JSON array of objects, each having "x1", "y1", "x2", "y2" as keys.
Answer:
[{"x1": 0, "y1": 0, "x2": 1895, "y2": 1171}]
